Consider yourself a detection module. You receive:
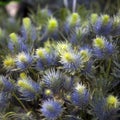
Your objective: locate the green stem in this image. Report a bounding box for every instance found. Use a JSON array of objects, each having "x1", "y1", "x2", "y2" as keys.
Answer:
[
  {"x1": 13, "y1": 93, "x2": 28, "y2": 113},
  {"x1": 106, "y1": 58, "x2": 112, "y2": 77}
]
